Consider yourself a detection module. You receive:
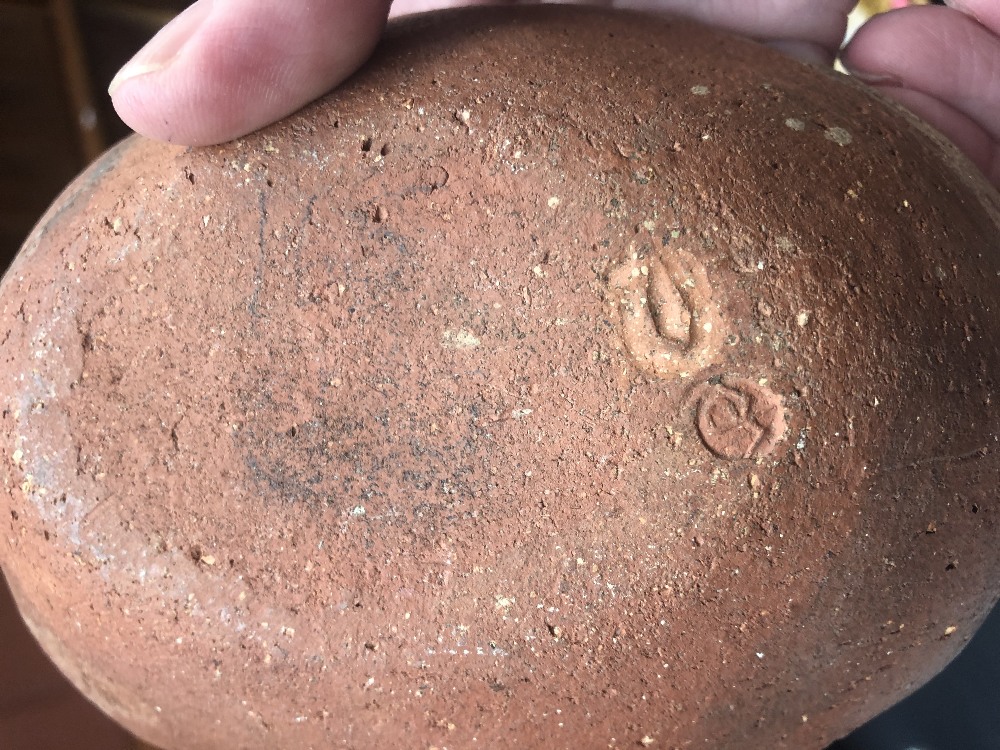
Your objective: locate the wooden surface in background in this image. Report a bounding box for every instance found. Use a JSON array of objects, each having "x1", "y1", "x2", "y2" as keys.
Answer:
[
  {"x1": 0, "y1": 2, "x2": 85, "y2": 270},
  {"x1": 0, "y1": 0, "x2": 187, "y2": 271}
]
